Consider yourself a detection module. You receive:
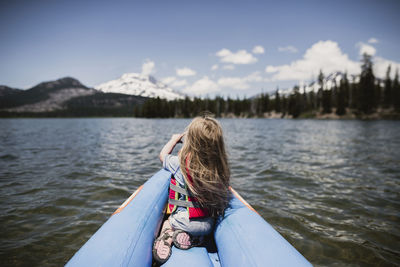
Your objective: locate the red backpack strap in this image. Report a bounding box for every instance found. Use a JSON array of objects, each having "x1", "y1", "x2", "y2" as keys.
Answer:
[{"x1": 167, "y1": 175, "x2": 178, "y2": 214}]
